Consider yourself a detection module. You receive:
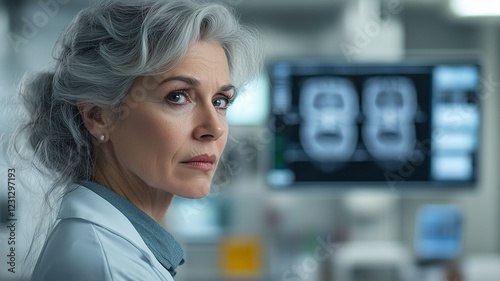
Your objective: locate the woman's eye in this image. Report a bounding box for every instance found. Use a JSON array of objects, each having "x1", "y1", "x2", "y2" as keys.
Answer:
[
  {"x1": 213, "y1": 97, "x2": 230, "y2": 109},
  {"x1": 165, "y1": 91, "x2": 188, "y2": 104}
]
